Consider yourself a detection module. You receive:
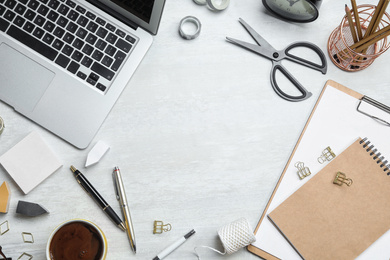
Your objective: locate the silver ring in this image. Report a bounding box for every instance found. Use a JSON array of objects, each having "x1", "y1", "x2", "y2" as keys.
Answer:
[
  {"x1": 179, "y1": 16, "x2": 201, "y2": 40},
  {"x1": 0, "y1": 116, "x2": 4, "y2": 135},
  {"x1": 193, "y1": 0, "x2": 207, "y2": 5},
  {"x1": 206, "y1": 0, "x2": 230, "y2": 11}
]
